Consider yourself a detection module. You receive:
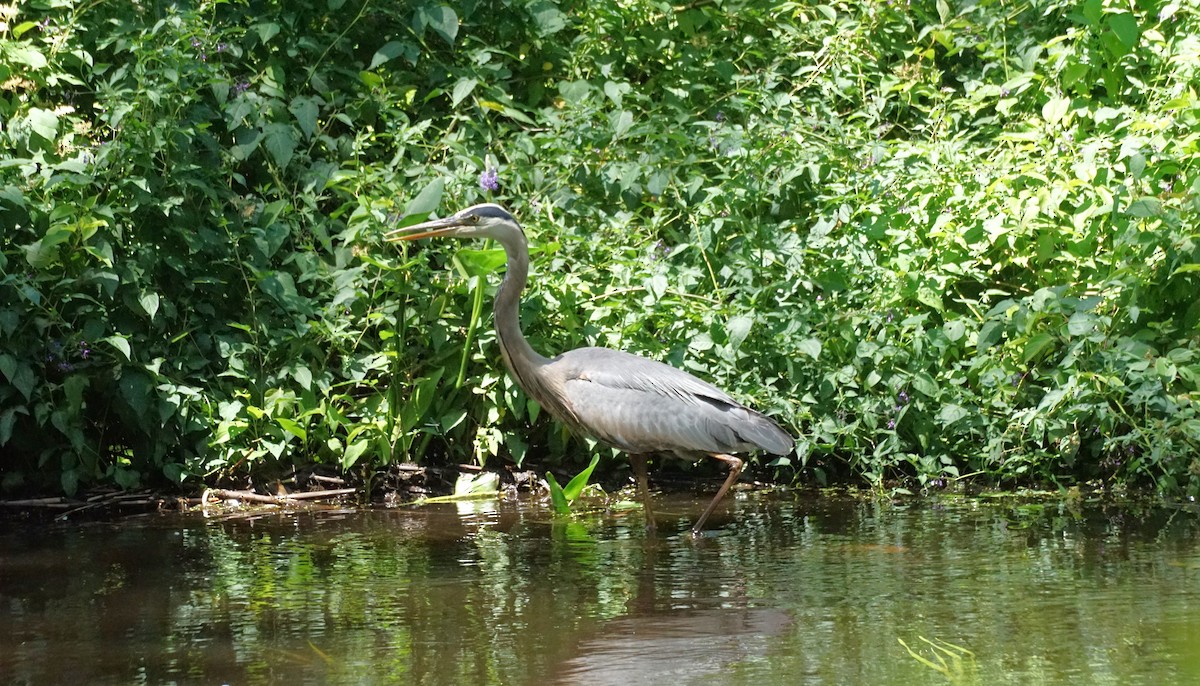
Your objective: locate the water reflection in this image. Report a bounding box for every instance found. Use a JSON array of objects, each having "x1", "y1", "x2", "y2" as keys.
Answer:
[{"x1": 1, "y1": 494, "x2": 1198, "y2": 685}]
